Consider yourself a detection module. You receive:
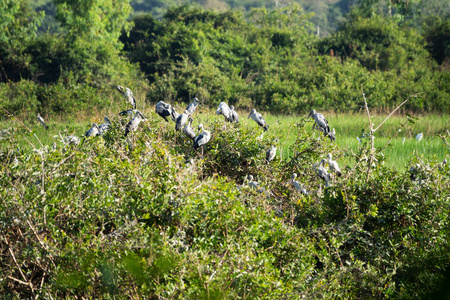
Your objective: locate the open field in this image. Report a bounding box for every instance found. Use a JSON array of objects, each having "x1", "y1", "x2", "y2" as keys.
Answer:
[{"x1": 1, "y1": 107, "x2": 448, "y2": 170}]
